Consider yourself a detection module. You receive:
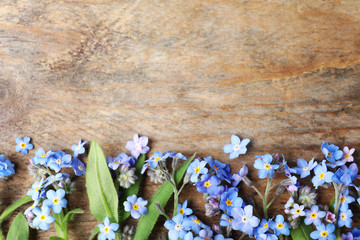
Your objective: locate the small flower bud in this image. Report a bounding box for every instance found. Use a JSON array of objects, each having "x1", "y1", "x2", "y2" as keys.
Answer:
[
  {"x1": 276, "y1": 185, "x2": 286, "y2": 195},
  {"x1": 25, "y1": 211, "x2": 34, "y2": 219},
  {"x1": 243, "y1": 176, "x2": 253, "y2": 187},
  {"x1": 183, "y1": 173, "x2": 191, "y2": 185},
  {"x1": 154, "y1": 202, "x2": 167, "y2": 216},
  {"x1": 212, "y1": 224, "x2": 222, "y2": 234}
]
